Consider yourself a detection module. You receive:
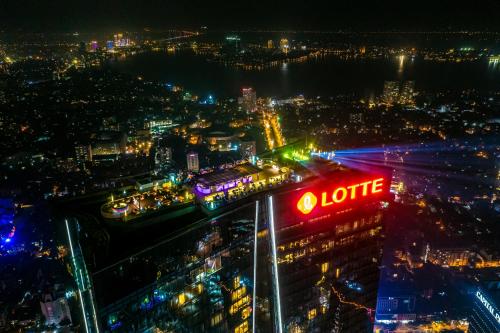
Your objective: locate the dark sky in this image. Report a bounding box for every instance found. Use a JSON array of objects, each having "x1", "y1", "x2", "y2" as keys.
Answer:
[{"x1": 1, "y1": 0, "x2": 500, "y2": 32}]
